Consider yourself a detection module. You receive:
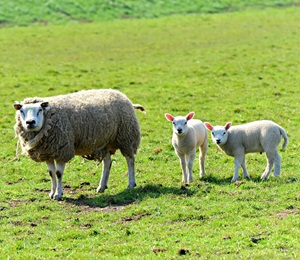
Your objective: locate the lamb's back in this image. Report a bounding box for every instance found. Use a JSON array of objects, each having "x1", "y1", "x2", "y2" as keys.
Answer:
[{"x1": 227, "y1": 120, "x2": 279, "y2": 154}]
